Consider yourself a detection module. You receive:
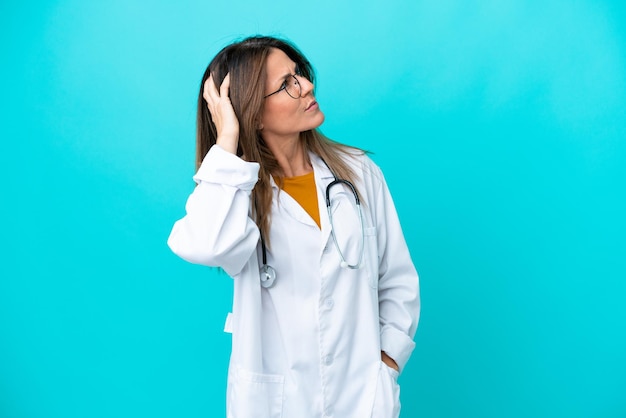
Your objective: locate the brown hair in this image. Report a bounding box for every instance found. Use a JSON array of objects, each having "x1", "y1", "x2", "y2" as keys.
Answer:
[{"x1": 196, "y1": 35, "x2": 362, "y2": 246}]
